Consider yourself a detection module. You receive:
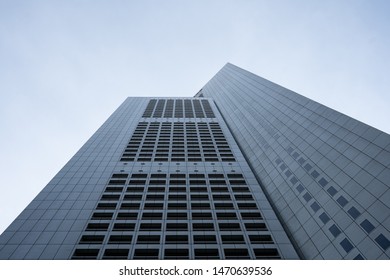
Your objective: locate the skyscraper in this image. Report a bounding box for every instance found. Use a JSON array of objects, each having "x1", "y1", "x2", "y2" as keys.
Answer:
[{"x1": 0, "y1": 63, "x2": 389, "y2": 260}]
